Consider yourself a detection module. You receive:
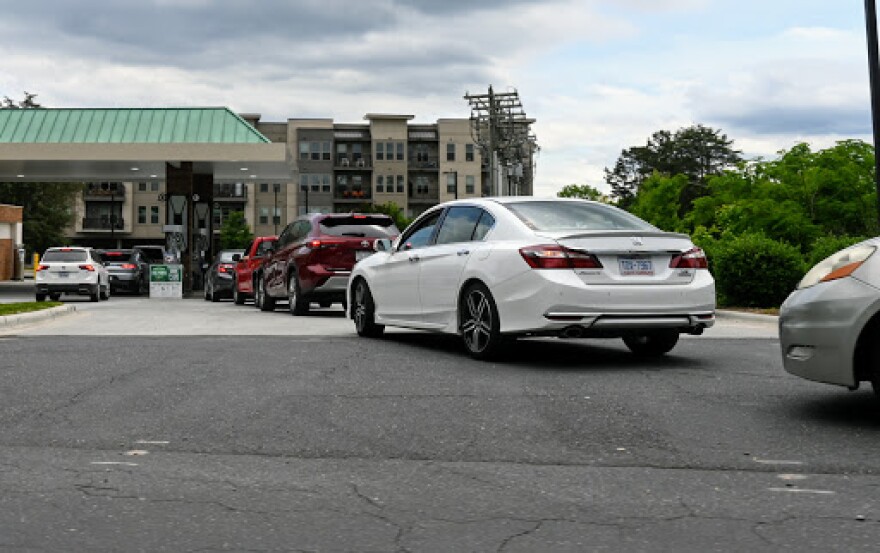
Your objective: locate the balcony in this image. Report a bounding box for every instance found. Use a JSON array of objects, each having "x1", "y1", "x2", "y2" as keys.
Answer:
[
  {"x1": 336, "y1": 157, "x2": 370, "y2": 169},
  {"x1": 334, "y1": 189, "x2": 372, "y2": 202},
  {"x1": 84, "y1": 183, "x2": 125, "y2": 199},
  {"x1": 215, "y1": 184, "x2": 247, "y2": 199},
  {"x1": 82, "y1": 217, "x2": 125, "y2": 231},
  {"x1": 409, "y1": 157, "x2": 439, "y2": 170}
]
